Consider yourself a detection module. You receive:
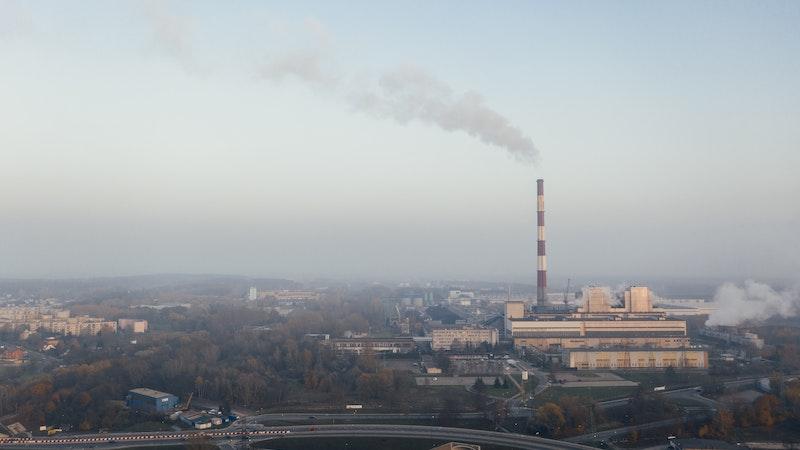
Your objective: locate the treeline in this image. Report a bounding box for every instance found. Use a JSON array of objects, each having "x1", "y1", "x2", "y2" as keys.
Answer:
[
  {"x1": 0, "y1": 297, "x2": 411, "y2": 431},
  {"x1": 700, "y1": 377, "x2": 800, "y2": 440},
  {"x1": 527, "y1": 389, "x2": 679, "y2": 438}
]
